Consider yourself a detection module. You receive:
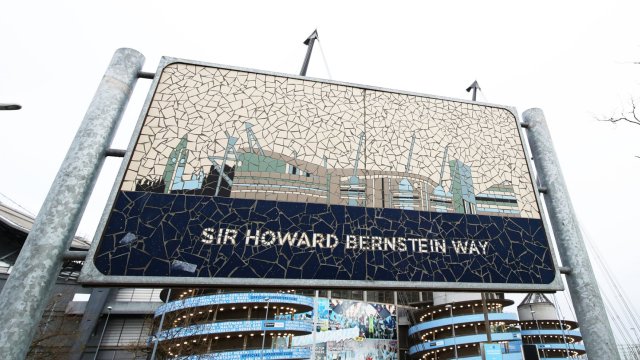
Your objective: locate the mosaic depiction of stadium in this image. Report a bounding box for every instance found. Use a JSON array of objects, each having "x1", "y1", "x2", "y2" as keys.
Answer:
[{"x1": 124, "y1": 63, "x2": 539, "y2": 220}]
